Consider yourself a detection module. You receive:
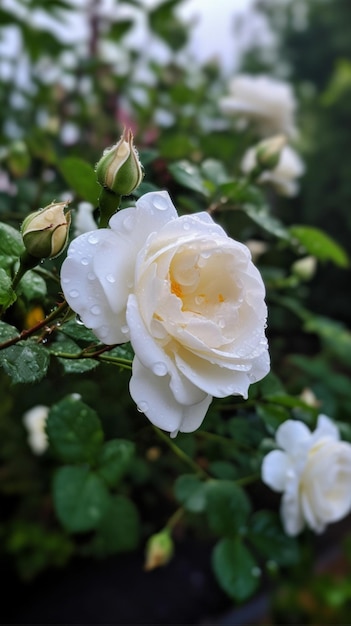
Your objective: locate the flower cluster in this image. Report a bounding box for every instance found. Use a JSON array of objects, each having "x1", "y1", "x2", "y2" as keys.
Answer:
[
  {"x1": 61, "y1": 191, "x2": 270, "y2": 437},
  {"x1": 262, "y1": 415, "x2": 351, "y2": 535},
  {"x1": 241, "y1": 140, "x2": 305, "y2": 197},
  {"x1": 219, "y1": 74, "x2": 297, "y2": 138}
]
